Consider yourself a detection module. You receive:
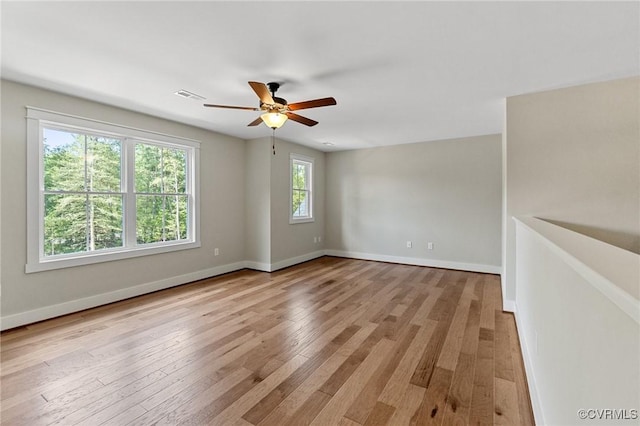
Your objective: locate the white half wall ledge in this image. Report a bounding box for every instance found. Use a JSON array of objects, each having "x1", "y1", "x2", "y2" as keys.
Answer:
[
  {"x1": 512, "y1": 216, "x2": 640, "y2": 425},
  {"x1": 325, "y1": 250, "x2": 502, "y2": 275},
  {"x1": 514, "y1": 216, "x2": 640, "y2": 324}
]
